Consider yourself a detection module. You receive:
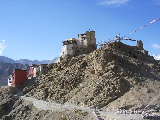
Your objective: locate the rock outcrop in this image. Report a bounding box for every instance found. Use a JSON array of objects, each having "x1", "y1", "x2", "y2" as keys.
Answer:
[{"x1": 0, "y1": 86, "x2": 15, "y2": 118}]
